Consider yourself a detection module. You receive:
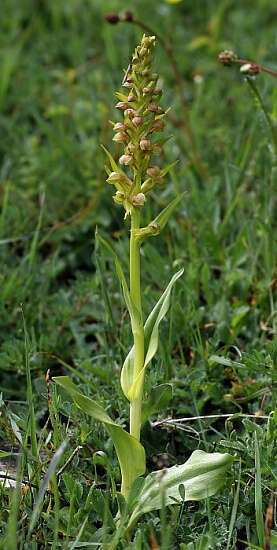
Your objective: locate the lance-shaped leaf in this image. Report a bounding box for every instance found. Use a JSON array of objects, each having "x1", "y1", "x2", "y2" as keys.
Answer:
[
  {"x1": 134, "y1": 193, "x2": 186, "y2": 243},
  {"x1": 96, "y1": 230, "x2": 141, "y2": 333},
  {"x1": 53, "y1": 376, "x2": 146, "y2": 498},
  {"x1": 121, "y1": 269, "x2": 184, "y2": 401},
  {"x1": 160, "y1": 160, "x2": 179, "y2": 177},
  {"x1": 151, "y1": 193, "x2": 185, "y2": 233},
  {"x1": 127, "y1": 450, "x2": 233, "y2": 529}
]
